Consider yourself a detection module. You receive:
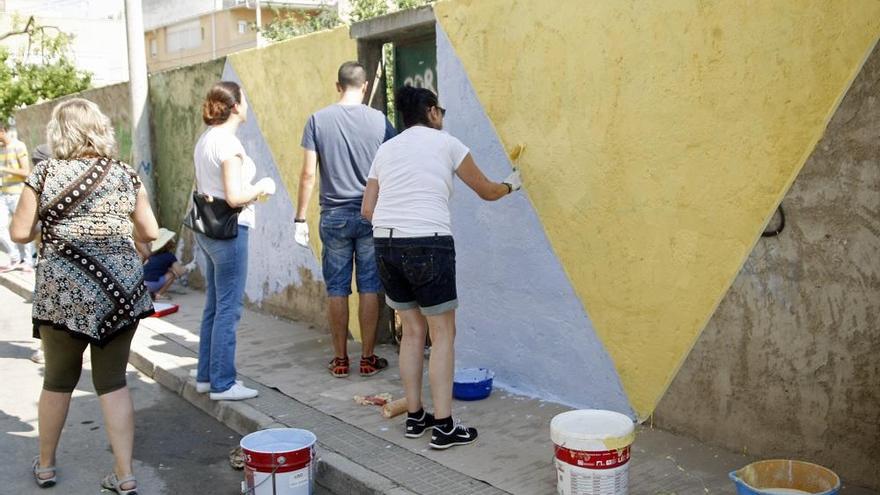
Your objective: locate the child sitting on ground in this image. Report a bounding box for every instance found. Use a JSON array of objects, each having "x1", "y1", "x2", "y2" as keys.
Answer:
[{"x1": 142, "y1": 228, "x2": 189, "y2": 300}]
